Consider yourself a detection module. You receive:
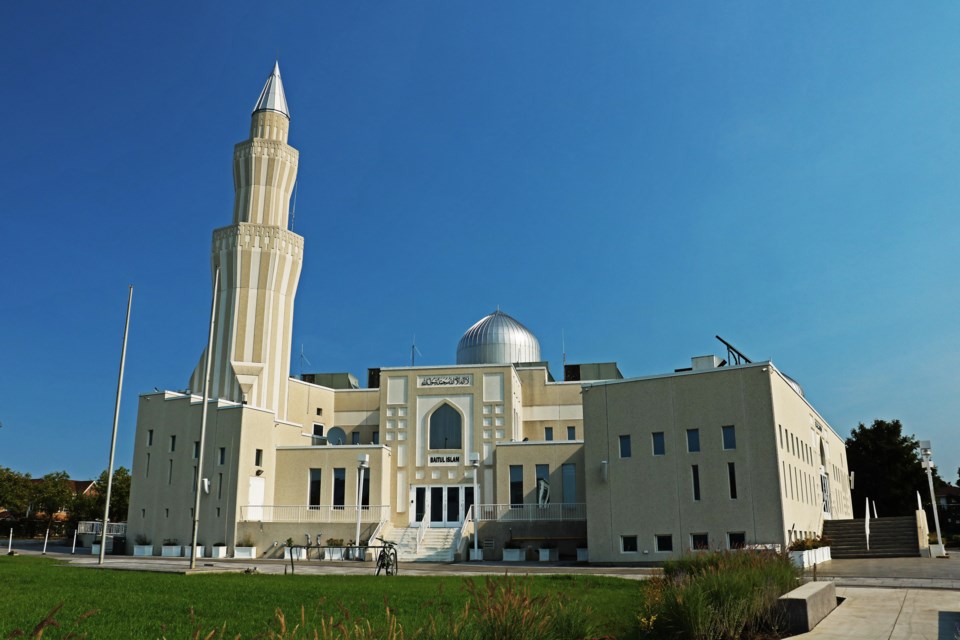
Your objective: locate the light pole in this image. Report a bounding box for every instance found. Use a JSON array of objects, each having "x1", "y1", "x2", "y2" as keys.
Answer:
[
  {"x1": 919, "y1": 440, "x2": 946, "y2": 557},
  {"x1": 356, "y1": 454, "x2": 369, "y2": 557},
  {"x1": 470, "y1": 452, "x2": 480, "y2": 561}
]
